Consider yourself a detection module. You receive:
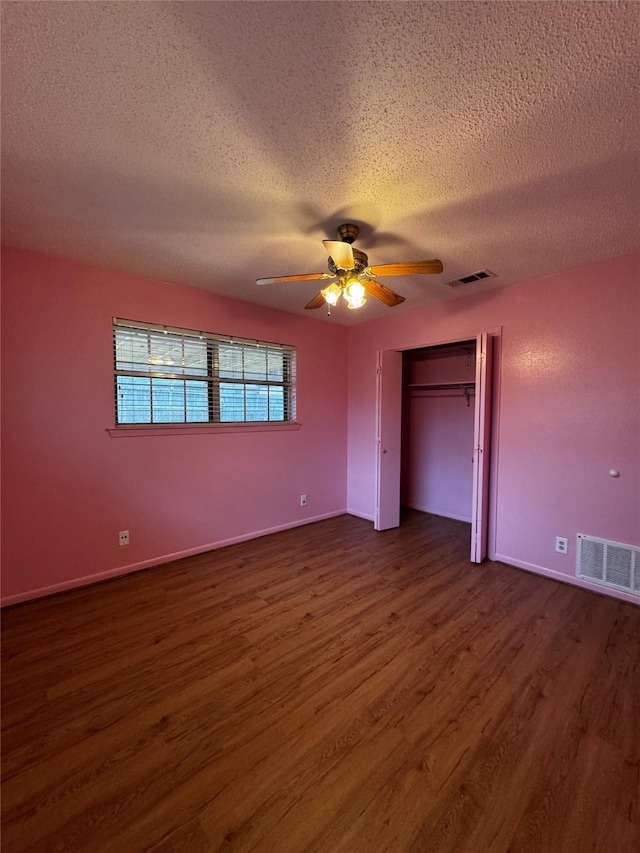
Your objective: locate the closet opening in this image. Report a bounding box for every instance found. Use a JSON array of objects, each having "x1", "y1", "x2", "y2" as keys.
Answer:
[
  {"x1": 375, "y1": 333, "x2": 494, "y2": 563},
  {"x1": 402, "y1": 339, "x2": 476, "y2": 529}
]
